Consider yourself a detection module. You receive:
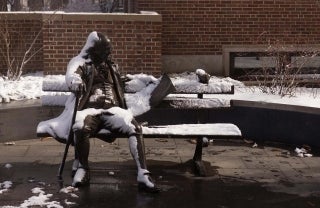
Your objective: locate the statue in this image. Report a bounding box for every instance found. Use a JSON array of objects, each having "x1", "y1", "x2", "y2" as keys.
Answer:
[{"x1": 65, "y1": 31, "x2": 159, "y2": 193}]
